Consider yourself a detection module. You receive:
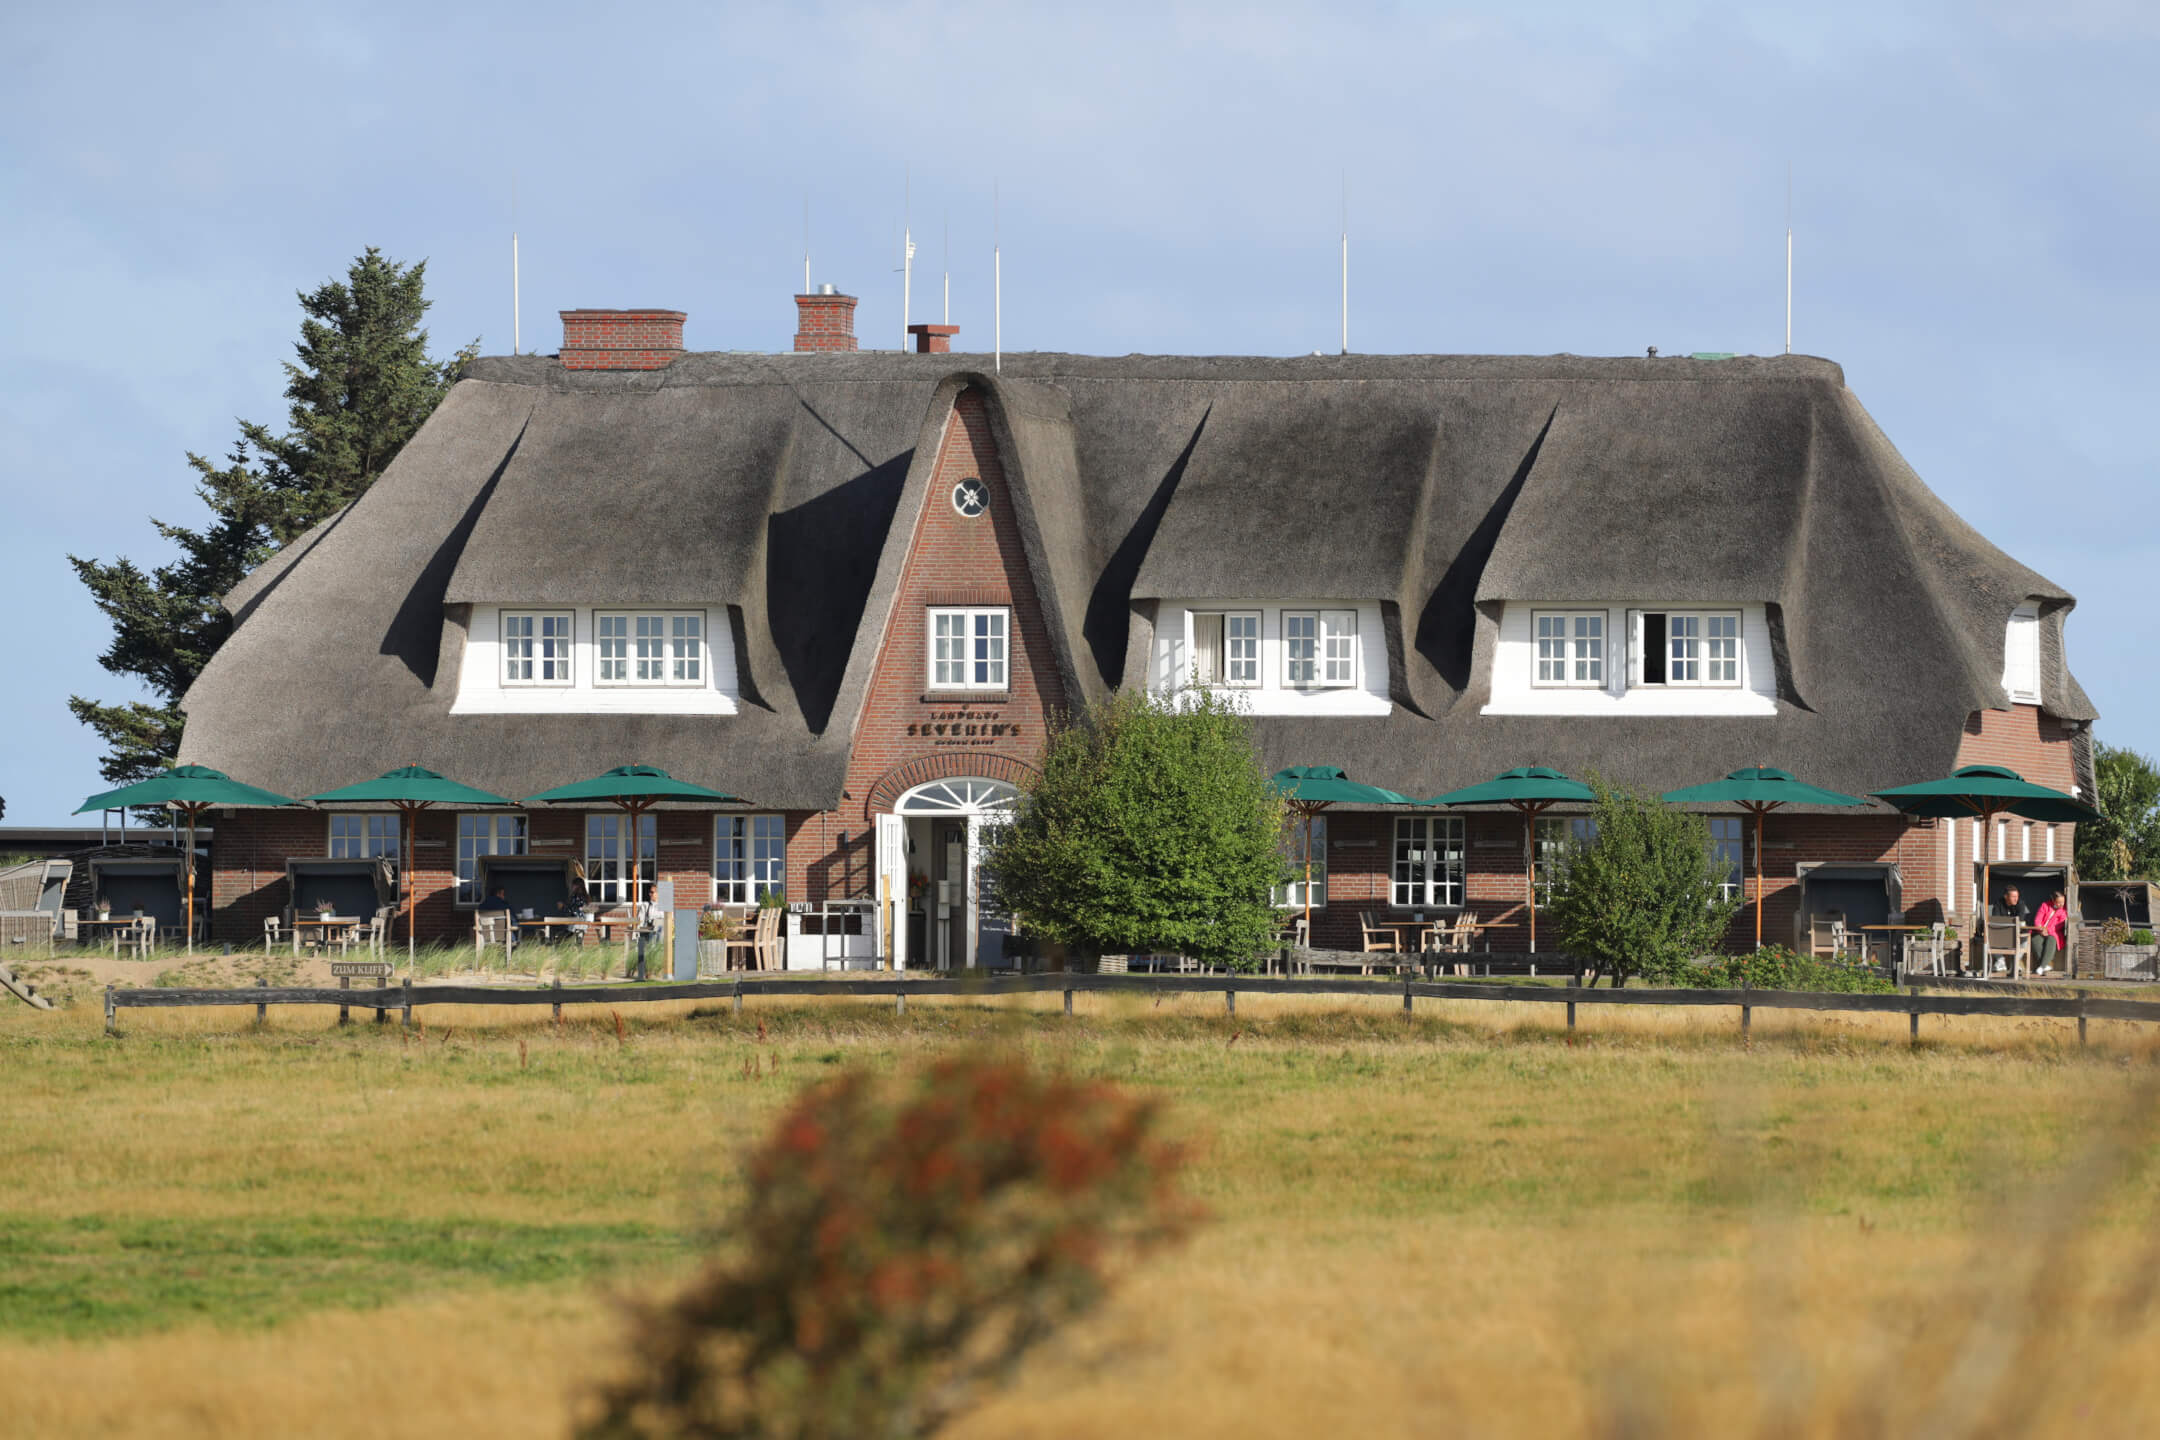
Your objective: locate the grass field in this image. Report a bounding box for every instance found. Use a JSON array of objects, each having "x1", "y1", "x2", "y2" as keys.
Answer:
[{"x1": 4, "y1": 989, "x2": 2159, "y2": 1437}]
